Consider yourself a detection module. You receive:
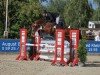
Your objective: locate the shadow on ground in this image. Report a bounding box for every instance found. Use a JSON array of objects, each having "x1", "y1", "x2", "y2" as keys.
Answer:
[{"x1": 84, "y1": 62, "x2": 100, "y2": 67}]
